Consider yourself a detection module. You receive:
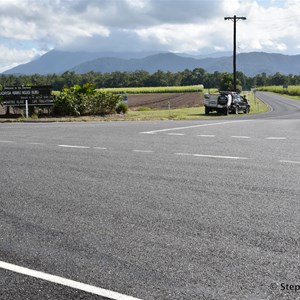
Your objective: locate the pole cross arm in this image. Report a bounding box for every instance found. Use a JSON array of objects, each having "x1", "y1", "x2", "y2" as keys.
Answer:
[{"x1": 224, "y1": 16, "x2": 247, "y2": 21}]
